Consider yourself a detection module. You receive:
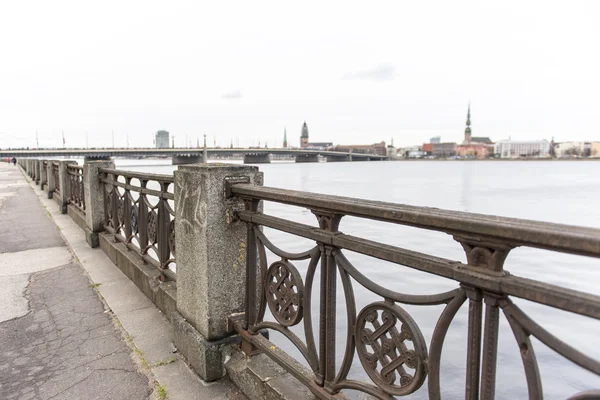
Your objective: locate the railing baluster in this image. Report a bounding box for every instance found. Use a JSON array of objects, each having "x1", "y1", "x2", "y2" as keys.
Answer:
[
  {"x1": 156, "y1": 183, "x2": 170, "y2": 280},
  {"x1": 124, "y1": 177, "x2": 132, "y2": 243},
  {"x1": 244, "y1": 199, "x2": 259, "y2": 333},
  {"x1": 324, "y1": 246, "x2": 337, "y2": 388},
  {"x1": 464, "y1": 285, "x2": 483, "y2": 400},
  {"x1": 111, "y1": 175, "x2": 119, "y2": 242},
  {"x1": 138, "y1": 179, "x2": 149, "y2": 262},
  {"x1": 480, "y1": 293, "x2": 502, "y2": 400}
]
